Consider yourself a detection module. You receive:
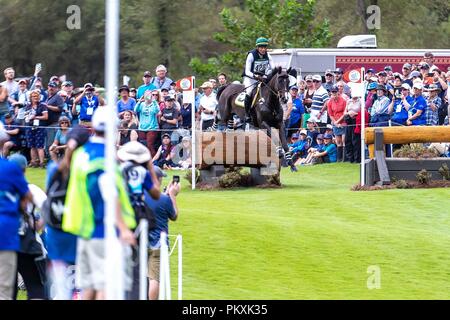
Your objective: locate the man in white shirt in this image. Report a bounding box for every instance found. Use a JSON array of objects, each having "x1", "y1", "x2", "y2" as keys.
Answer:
[{"x1": 199, "y1": 81, "x2": 217, "y2": 131}]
